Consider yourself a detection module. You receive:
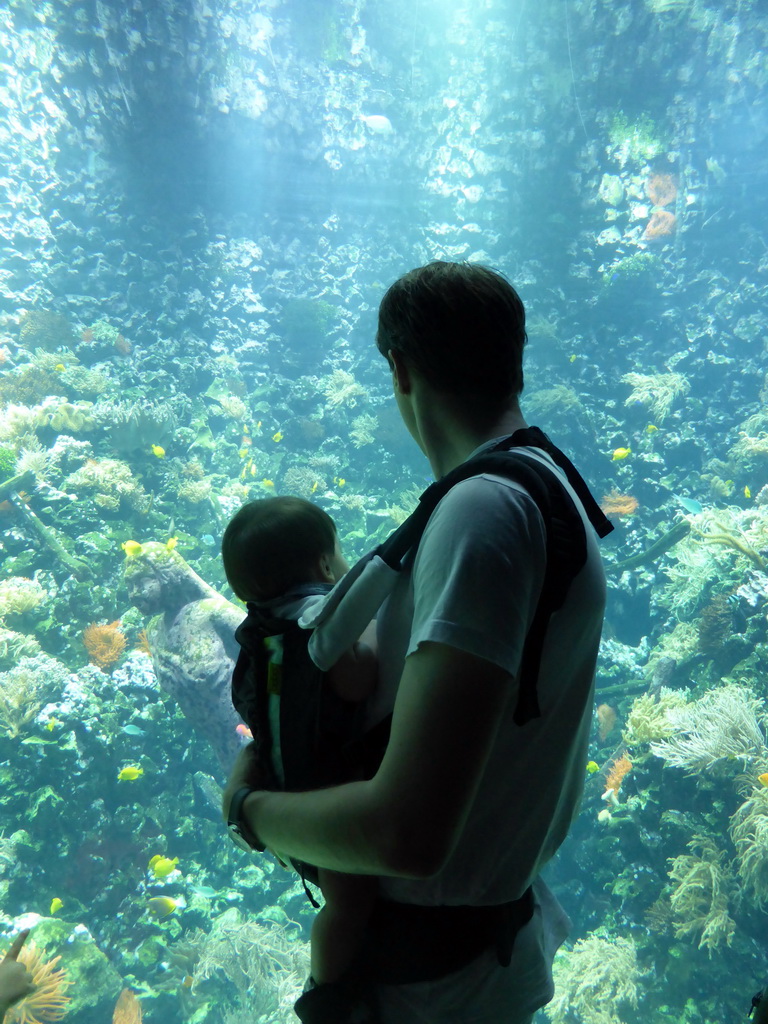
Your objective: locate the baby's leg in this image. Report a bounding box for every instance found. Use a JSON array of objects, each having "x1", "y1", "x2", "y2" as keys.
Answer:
[{"x1": 311, "y1": 869, "x2": 377, "y2": 985}]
